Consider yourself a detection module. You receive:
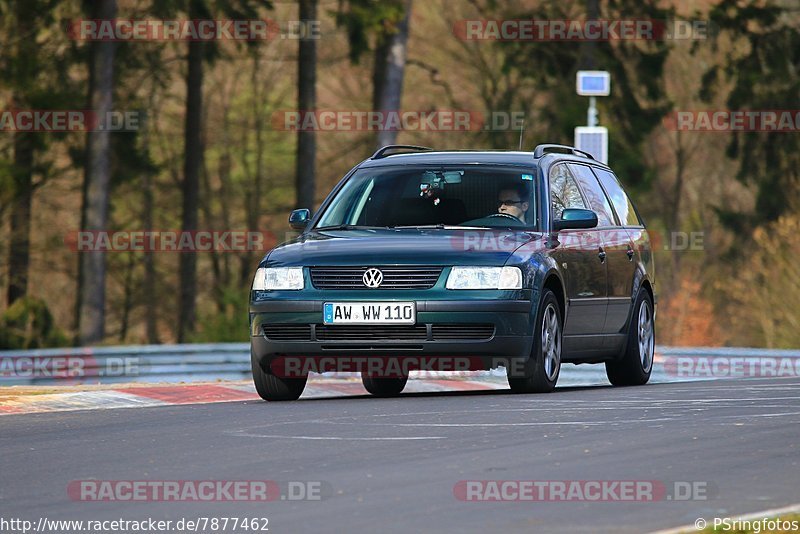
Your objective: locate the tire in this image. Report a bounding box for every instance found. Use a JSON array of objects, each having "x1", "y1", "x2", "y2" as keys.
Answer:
[
  {"x1": 361, "y1": 372, "x2": 408, "y2": 397},
  {"x1": 605, "y1": 288, "x2": 654, "y2": 386},
  {"x1": 251, "y1": 350, "x2": 307, "y2": 401},
  {"x1": 507, "y1": 289, "x2": 562, "y2": 393}
]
